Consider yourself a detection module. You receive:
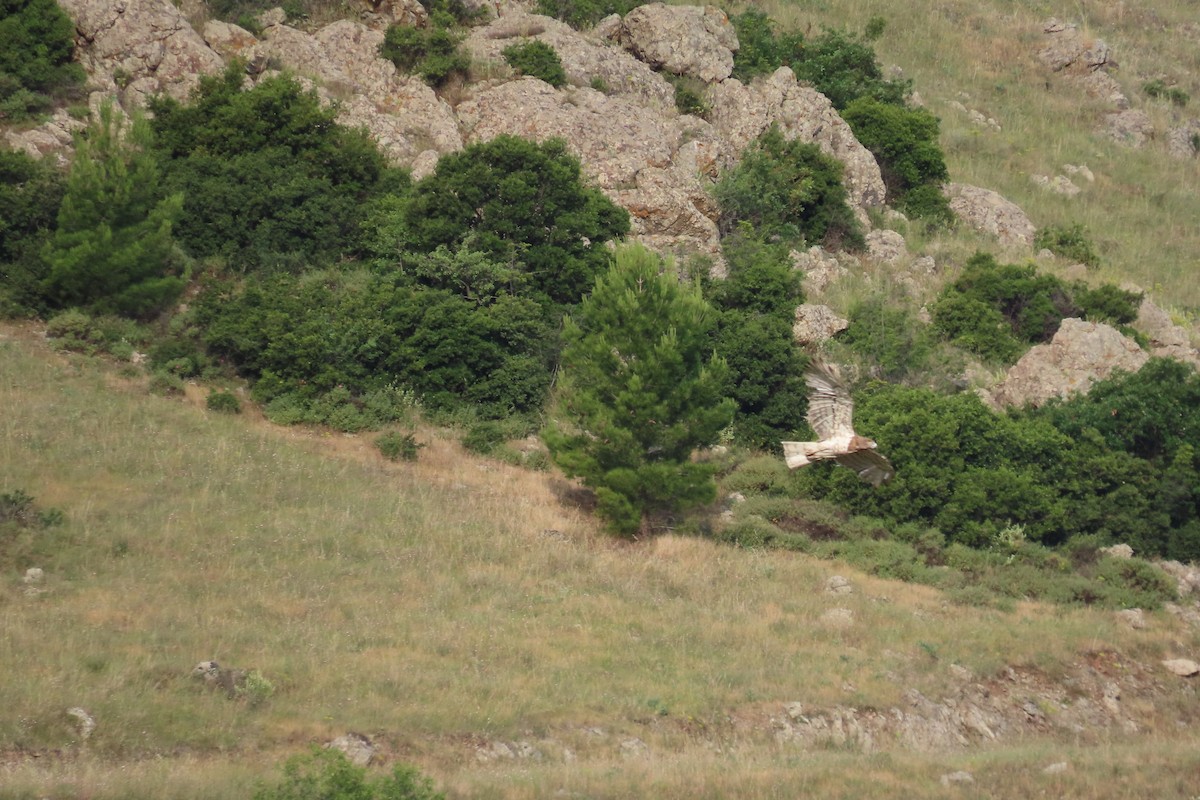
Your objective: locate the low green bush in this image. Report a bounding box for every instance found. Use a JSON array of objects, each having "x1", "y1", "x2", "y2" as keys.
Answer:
[
  {"x1": 1035, "y1": 223, "x2": 1101, "y2": 268},
  {"x1": 381, "y1": 23, "x2": 470, "y2": 87},
  {"x1": 254, "y1": 747, "x2": 443, "y2": 800},
  {"x1": 206, "y1": 390, "x2": 241, "y2": 414},
  {"x1": 502, "y1": 40, "x2": 566, "y2": 87},
  {"x1": 376, "y1": 430, "x2": 424, "y2": 461},
  {"x1": 1143, "y1": 79, "x2": 1189, "y2": 107},
  {"x1": 534, "y1": 0, "x2": 640, "y2": 29},
  {"x1": 713, "y1": 125, "x2": 864, "y2": 251}
]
